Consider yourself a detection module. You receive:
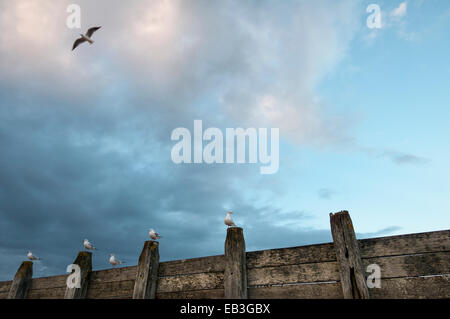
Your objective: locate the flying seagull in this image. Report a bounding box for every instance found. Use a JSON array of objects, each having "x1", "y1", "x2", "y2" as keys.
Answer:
[
  {"x1": 27, "y1": 251, "x2": 41, "y2": 261},
  {"x1": 83, "y1": 239, "x2": 98, "y2": 251},
  {"x1": 72, "y1": 26, "x2": 101, "y2": 51},
  {"x1": 109, "y1": 254, "x2": 125, "y2": 268},
  {"x1": 149, "y1": 228, "x2": 162, "y2": 240},
  {"x1": 224, "y1": 211, "x2": 236, "y2": 227}
]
